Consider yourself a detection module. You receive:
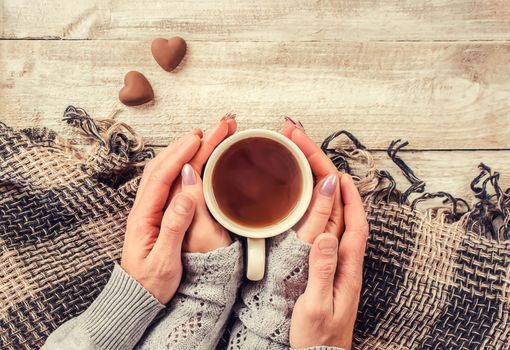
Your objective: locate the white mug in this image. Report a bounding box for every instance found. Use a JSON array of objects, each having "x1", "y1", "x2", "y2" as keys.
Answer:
[{"x1": 203, "y1": 129, "x2": 313, "y2": 281}]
